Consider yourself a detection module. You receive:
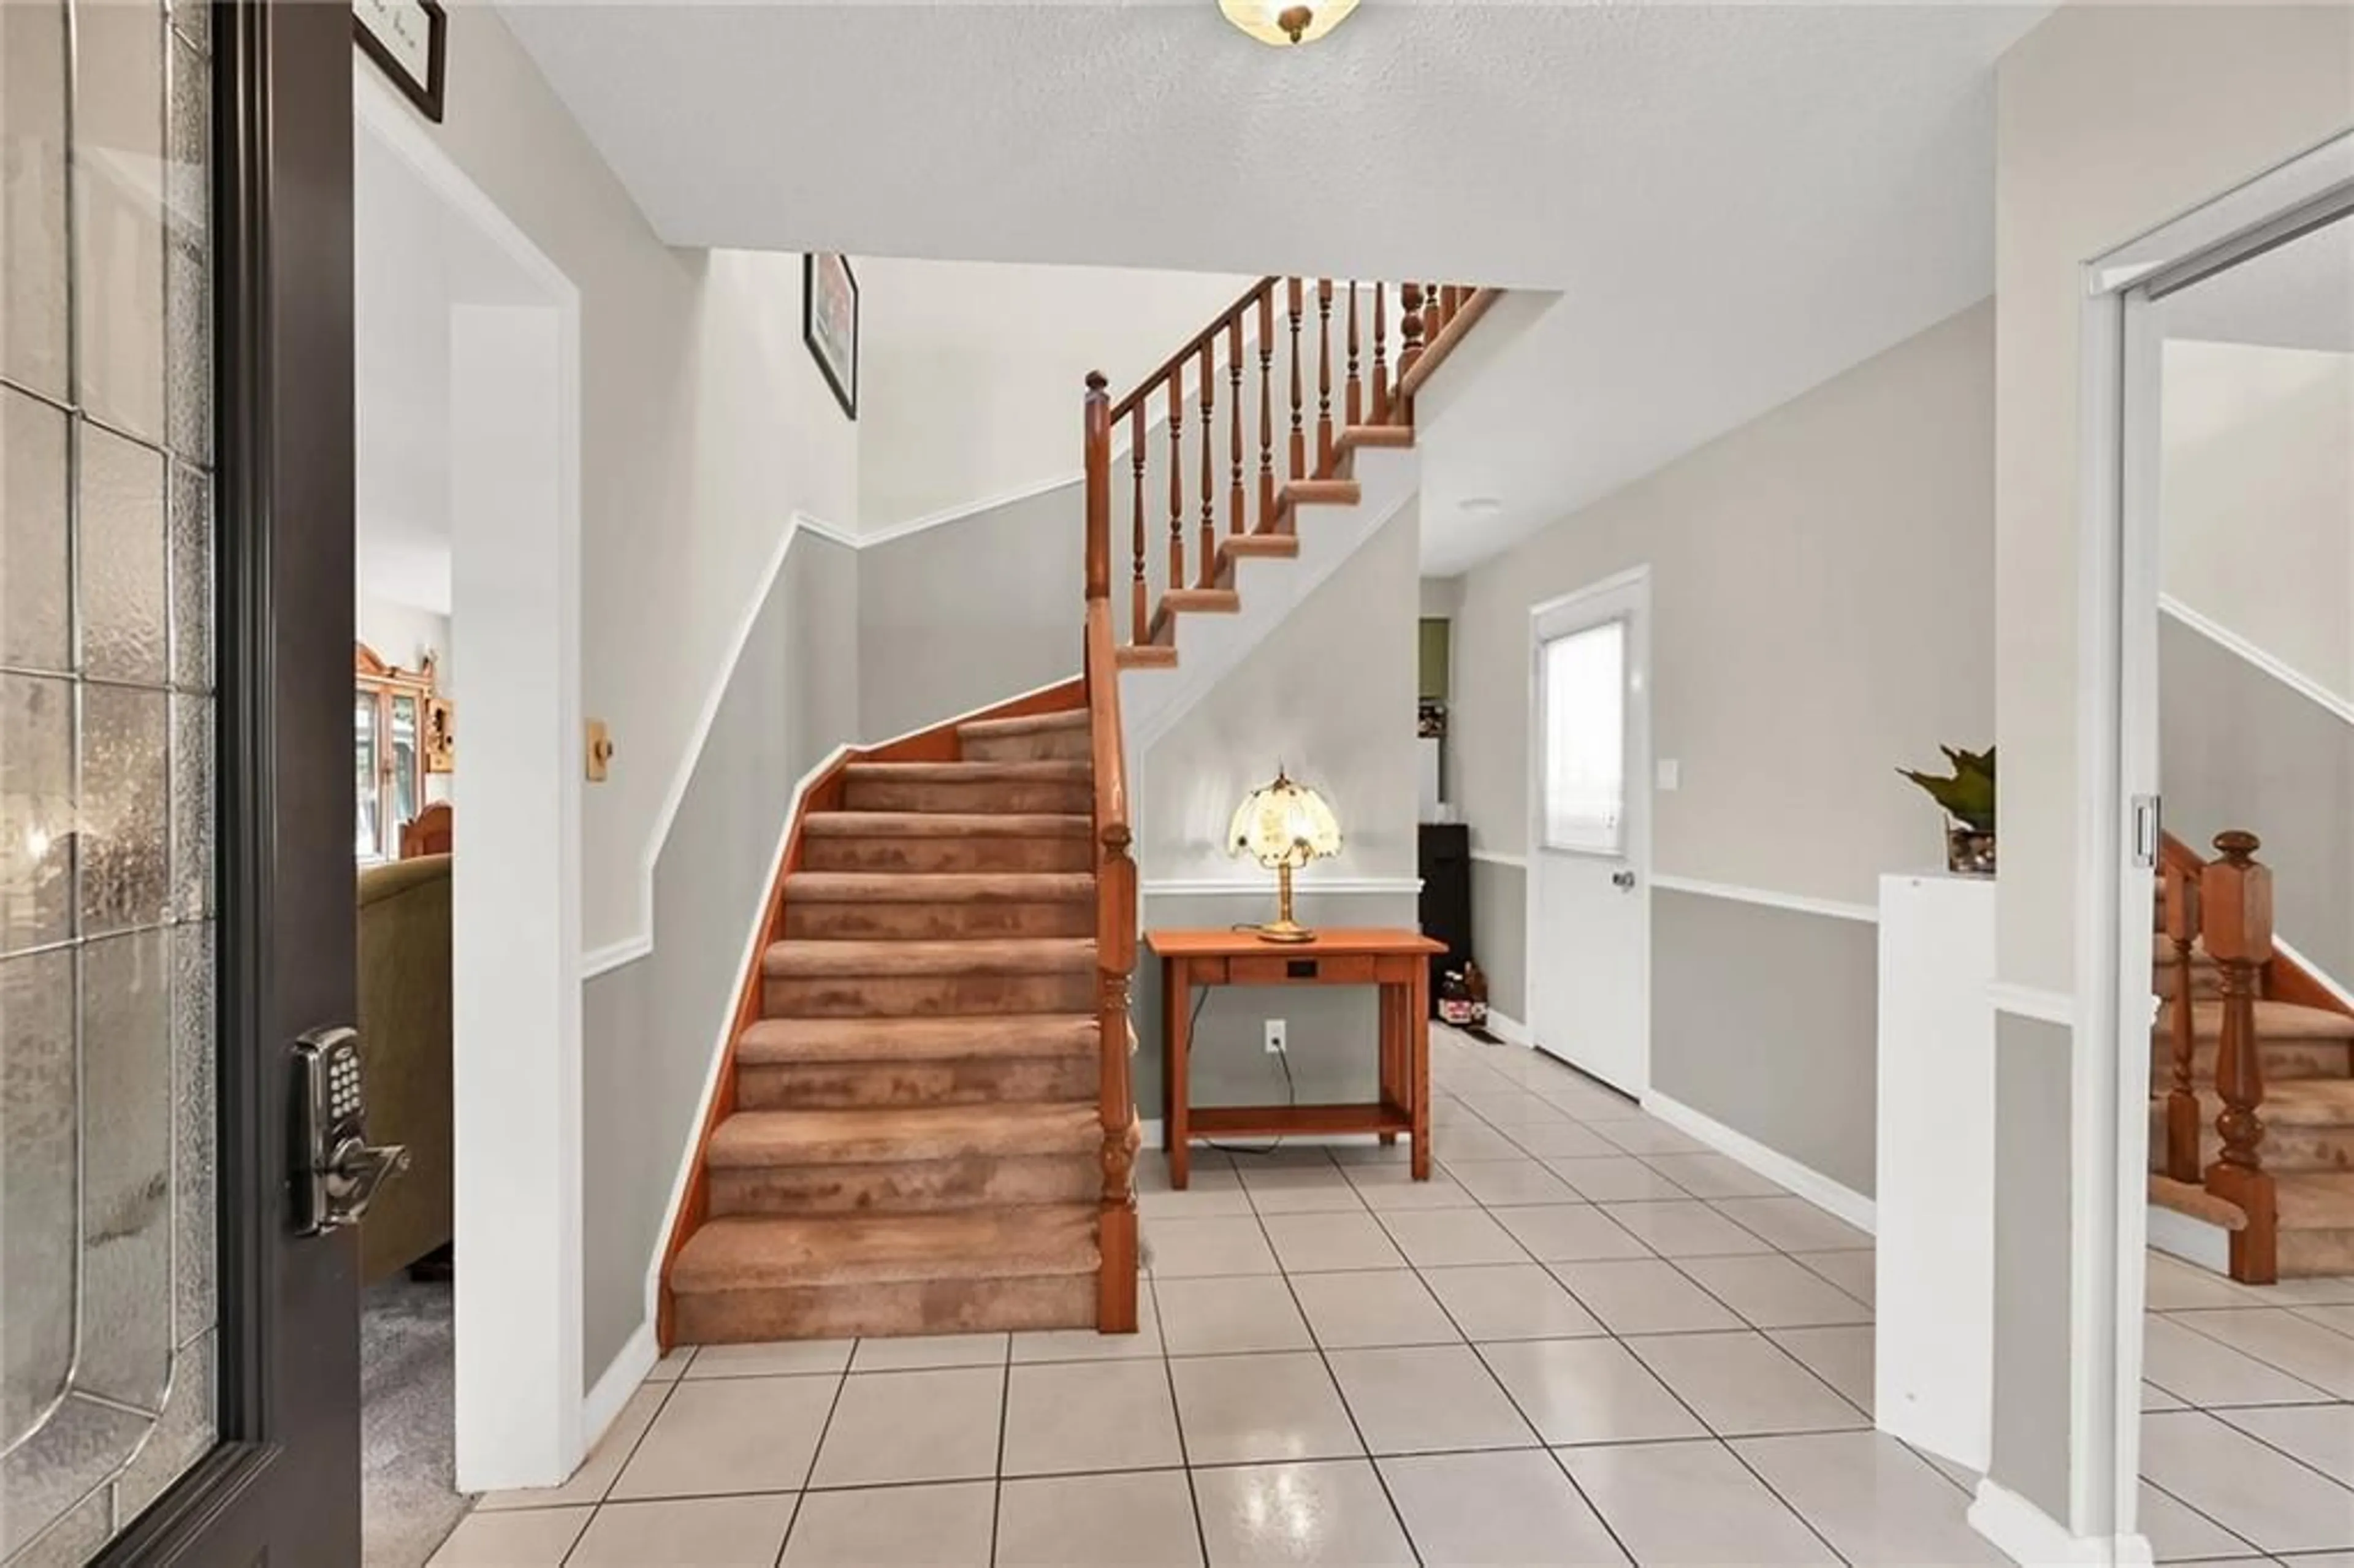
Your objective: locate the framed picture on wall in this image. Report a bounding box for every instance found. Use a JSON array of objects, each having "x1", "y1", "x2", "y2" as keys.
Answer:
[
  {"x1": 804, "y1": 253, "x2": 859, "y2": 420},
  {"x1": 353, "y1": 0, "x2": 448, "y2": 123}
]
